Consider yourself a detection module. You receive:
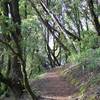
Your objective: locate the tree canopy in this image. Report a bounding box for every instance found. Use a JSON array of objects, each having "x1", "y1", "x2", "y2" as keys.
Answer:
[{"x1": 0, "y1": 0, "x2": 100, "y2": 100}]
